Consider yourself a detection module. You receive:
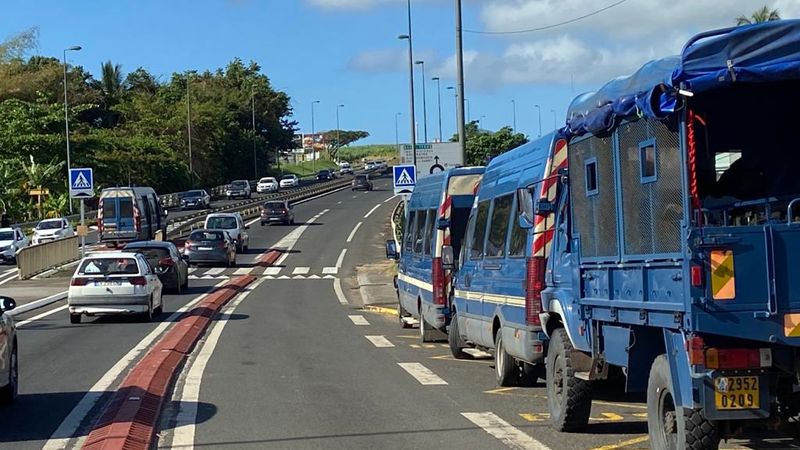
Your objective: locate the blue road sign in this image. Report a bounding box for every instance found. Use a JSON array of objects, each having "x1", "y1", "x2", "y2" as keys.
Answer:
[
  {"x1": 393, "y1": 164, "x2": 417, "y2": 195},
  {"x1": 69, "y1": 168, "x2": 94, "y2": 199}
]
